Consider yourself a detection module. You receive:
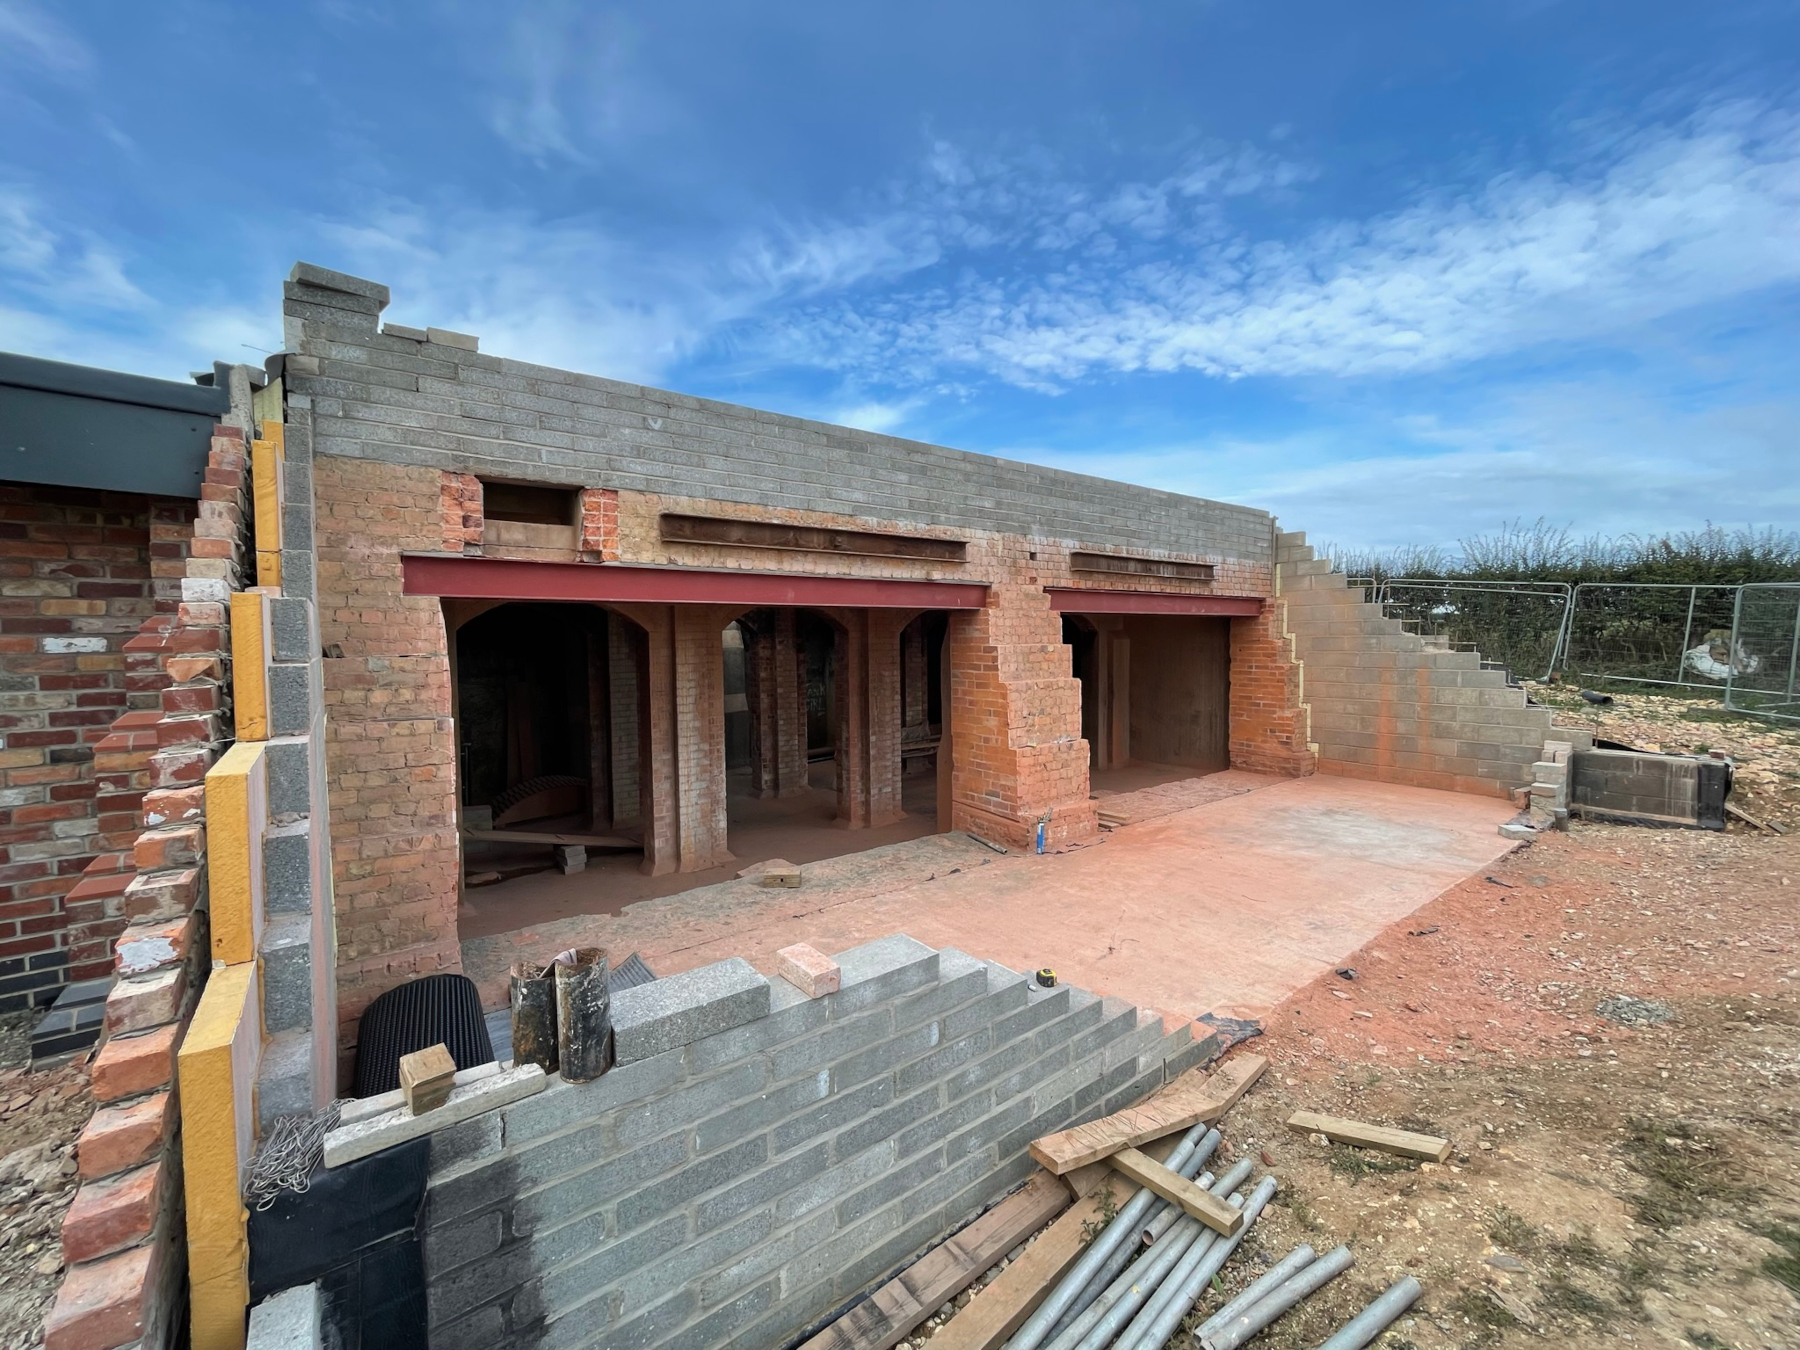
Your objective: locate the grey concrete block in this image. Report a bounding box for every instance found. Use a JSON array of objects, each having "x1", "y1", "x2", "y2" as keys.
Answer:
[
  {"x1": 614, "y1": 1134, "x2": 766, "y2": 1235},
  {"x1": 770, "y1": 1075, "x2": 893, "y2": 1155},
  {"x1": 693, "y1": 1067, "x2": 829, "y2": 1155},
  {"x1": 895, "y1": 1026, "x2": 991, "y2": 1097},
  {"x1": 263, "y1": 821, "x2": 313, "y2": 915},
  {"x1": 264, "y1": 737, "x2": 311, "y2": 820},
  {"x1": 697, "y1": 1208, "x2": 835, "y2": 1307},
  {"x1": 425, "y1": 1210, "x2": 504, "y2": 1279},
  {"x1": 503, "y1": 1048, "x2": 687, "y2": 1146},
  {"x1": 428, "y1": 1113, "x2": 502, "y2": 1179},
  {"x1": 247, "y1": 1282, "x2": 323, "y2": 1350},
  {"x1": 326, "y1": 1065, "x2": 546, "y2": 1167},
  {"x1": 610, "y1": 959, "x2": 770, "y2": 1065},
  {"x1": 259, "y1": 914, "x2": 312, "y2": 1033},
  {"x1": 834, "y1": 1018, "x2": 942, "y2": 1092},
  {"x1": 898, "y1": 1147, "x2": 992, "y2": 1226},
  {"x1": 383, "y1": 322, "x2": 428, "y2": 341},
  {"x1": 428, "y1": 1303, "x2": 506, "y2": 1350},
  {"x1": 830, "y1": 1083, "x2": 941, "y2": 1163},
  {"x1": 662, "y1": 1278, "x2": 777, "y2": 1350},
  {"x1": 428, "y1": 327, "x2": 480, "y2": 351},
  {"x1": 773, "y1": 1138, "x2": 897, "y2": 1223},
  {"x1": 615, "y1": 1058, "x2": 768, "y2": 1149},
  {"x1": 612, "y1": 1207, "x2": 772, "y2": 1317},
  {"x1": 894, "y1": 1086, "x2": 994, "y2": 1164},
  {"x1": 288, "y1": 262, "x2": 390, "y2": 307},
  {"x1": 828, "y1": 934, "x2": 940, "y2": 1014},
  {"x1": 269, "y1": 597, "x2": 311, "y2": 663},
  {"x1": 535, "y1": 1214, "x2": 688, "y2": 1326},
  {"x1": 837, "y1": 1144, "x2": 944, "y2": 1227},
  {"x1": 683, "y1": 992, "x2": 827, "y2": 1076},
  {"x1": 255, "y1": 1028, "x2": 313, "y2": 1133},
  {"x1": 266, "y1": 662, "x2": 315, "y2": 736},
  {"x1": 768, "y1": 1005, "x2": 894, "y2": 1083},
  {"x1": 505, "y1": 1132, "x2": 688, "y2": 1237},
  {"x1": 695, "y1": 1140, "x2": 828, "y2": 1234}
]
